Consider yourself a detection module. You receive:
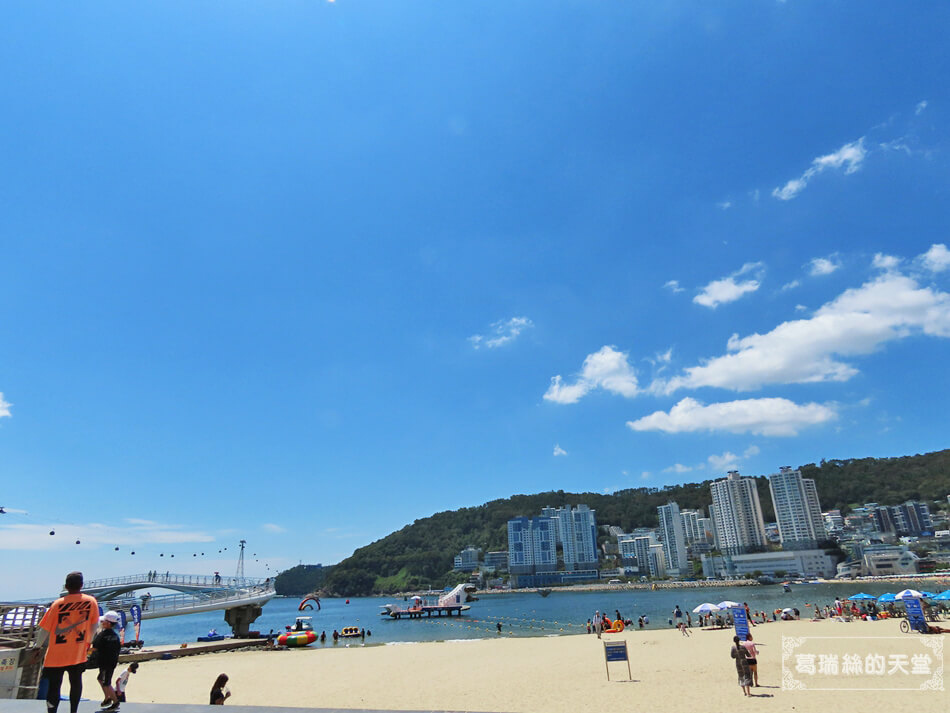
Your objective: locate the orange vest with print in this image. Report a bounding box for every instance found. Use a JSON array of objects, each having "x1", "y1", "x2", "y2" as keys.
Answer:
[{"x1": 39, "y1": 593, "x2": 100, "y2": 667}]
